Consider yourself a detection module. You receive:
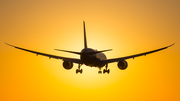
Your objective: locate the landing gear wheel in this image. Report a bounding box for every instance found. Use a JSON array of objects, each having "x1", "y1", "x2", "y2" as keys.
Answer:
[
  {"x1": 103, "y1": 69, "x2": 110, "y2": 74},
  {"x1": 80, "y1": 69, "x2": 83, "y2": 74},
  {"x1": 107, "y1": 69, "x2": 110, "y2": 74},
  {"x1": 103, "y1": 69, "x2": 106, "y2": 74},
  {"x1": 98, "y1": 71, "x2": 102, "y2": 74},
  {"x1": 76, "y1": 69, "x2": 79, "y2": 74},
  {"x1": 76, "y1": 69, "x2": 83, "y2": 74}
]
